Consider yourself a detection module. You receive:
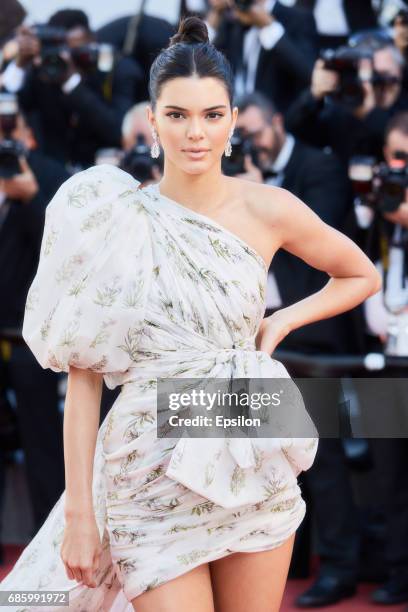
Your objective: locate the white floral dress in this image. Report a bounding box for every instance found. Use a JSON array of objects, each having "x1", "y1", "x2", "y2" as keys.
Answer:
[{"x1": 0, "y1": 164, "x2": 318, "y2": 610}]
